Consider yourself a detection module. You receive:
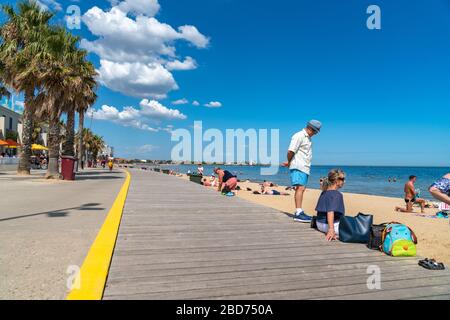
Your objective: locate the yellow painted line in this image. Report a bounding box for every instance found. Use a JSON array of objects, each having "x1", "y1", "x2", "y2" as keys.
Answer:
[{"x1": 67, "y1": 170, "x2": 131, "y2": 300}]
